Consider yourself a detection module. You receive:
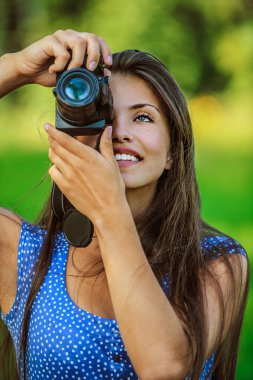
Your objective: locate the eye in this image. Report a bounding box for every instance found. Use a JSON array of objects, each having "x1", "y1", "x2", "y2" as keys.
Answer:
[{"x1": 134, "y1": 112, "x2": 154, "y2": 122}]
